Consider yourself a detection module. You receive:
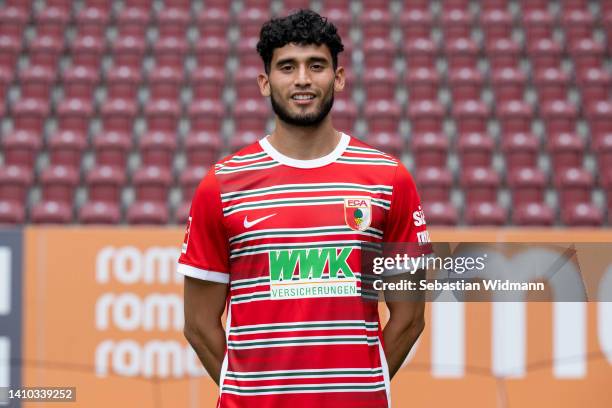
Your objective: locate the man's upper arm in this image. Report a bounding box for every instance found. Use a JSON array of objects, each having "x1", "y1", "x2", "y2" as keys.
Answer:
[{"x1": 184, "y1": 276, "x2": 228, "y2": 327}]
